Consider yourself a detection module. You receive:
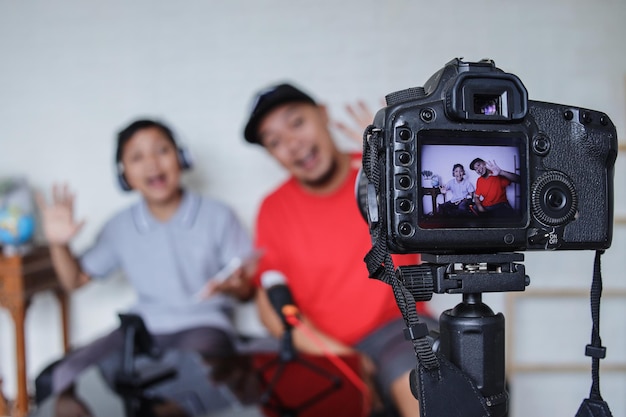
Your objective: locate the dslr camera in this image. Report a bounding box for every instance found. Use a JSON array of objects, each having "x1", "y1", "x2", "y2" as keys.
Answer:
[{"x1": 363, "y1": 57, "x2": 618, "y2": 254}]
